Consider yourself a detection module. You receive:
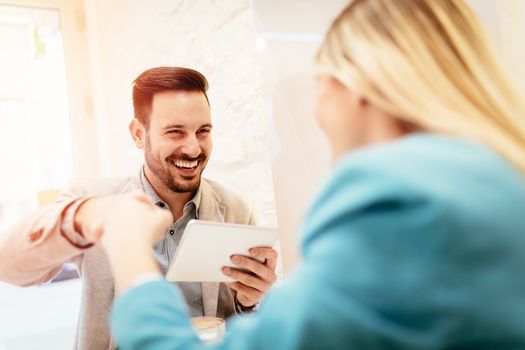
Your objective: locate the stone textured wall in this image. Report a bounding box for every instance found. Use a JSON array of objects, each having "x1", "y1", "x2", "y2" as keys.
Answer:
[{"x1": 84, "y1": 0, "x2": 276, "y2": 226}]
